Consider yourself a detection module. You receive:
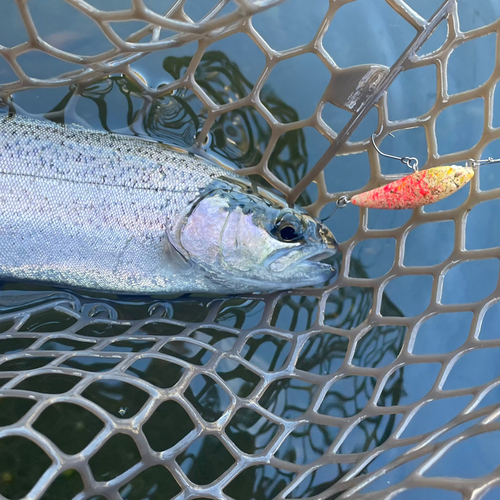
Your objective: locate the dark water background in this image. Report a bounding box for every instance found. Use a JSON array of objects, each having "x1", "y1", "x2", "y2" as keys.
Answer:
[{"x1": 1, "y1": 0, "x2": 500, "y2": 499}]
